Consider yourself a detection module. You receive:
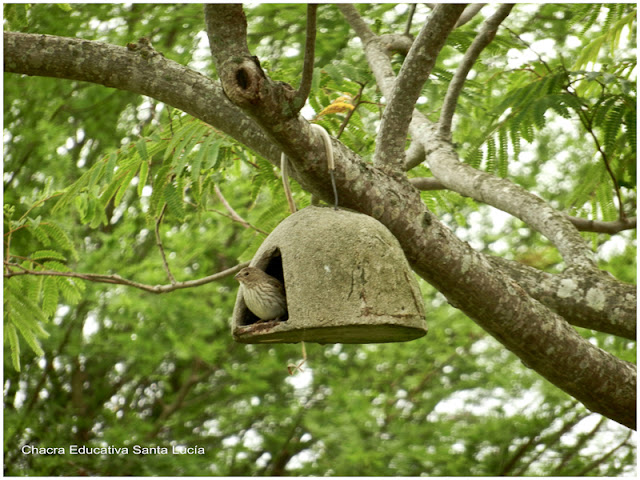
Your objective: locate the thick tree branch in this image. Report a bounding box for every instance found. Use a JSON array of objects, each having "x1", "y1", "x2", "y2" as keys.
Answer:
[
  {"x1": 410, "y1": 177, "x2": 636, "y2": 234},
  {"x1": 488, "y1": 257, "x2": 636, "y2": 340},
  {"x1": 204, "y1": 4, "x2": 298, "y2": 119},
  {"x1": 439, "y1": 4, "x2": 514, "y2": 139},
  {"x1": 404, "y1": 140, "x2": 425, "y2": 170},
  {"x1": 409, "y1": 176, "x2": 445, "y2": 191},
  {"x1": 336, "y1": 4, "x2": 375, "y2": 43},
  {"x1": 373, "y1": 4, "x2": 465, "y2": 171},
  {"x1": 3, "y1": 32, "x2": 282, "y2": 166}
]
